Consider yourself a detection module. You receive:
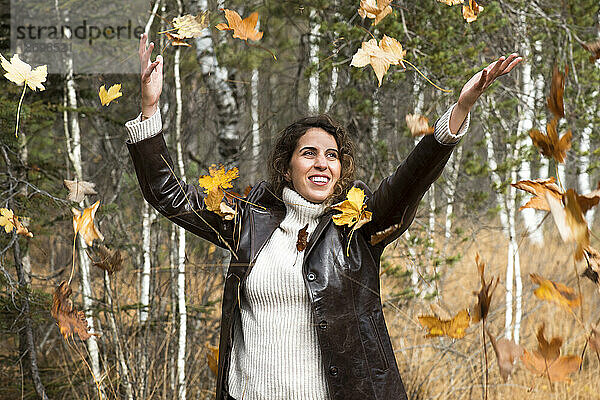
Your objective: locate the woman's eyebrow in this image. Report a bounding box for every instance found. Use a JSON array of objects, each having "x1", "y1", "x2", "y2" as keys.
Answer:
[{"x1": 299, "y1": 146, "x2": 339, "y2": 153}]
